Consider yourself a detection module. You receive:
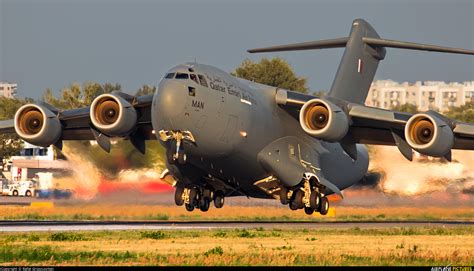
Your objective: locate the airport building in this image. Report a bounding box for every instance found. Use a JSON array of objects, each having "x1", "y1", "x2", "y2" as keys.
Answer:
[
  {"x1": 365, "y1": 80, "x2": 474, "y2": 112},
  {"x1": 0, "y1": 81, "x2": 18, "y2": 98},
  {"x1": 3, "y1": 142, "x2": 68, "y2": 182}
]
